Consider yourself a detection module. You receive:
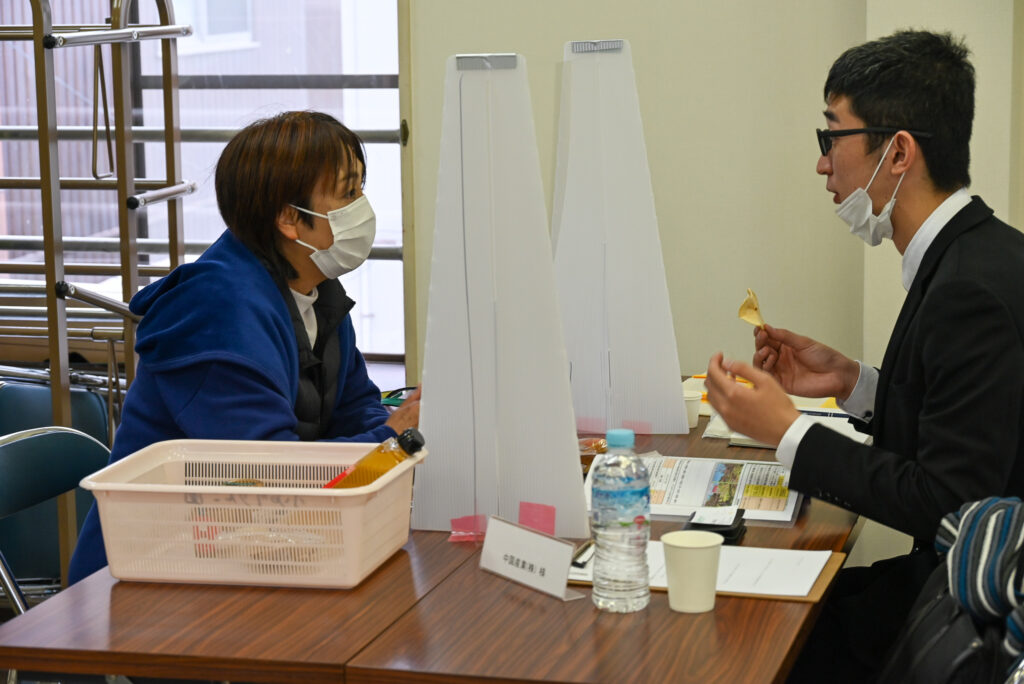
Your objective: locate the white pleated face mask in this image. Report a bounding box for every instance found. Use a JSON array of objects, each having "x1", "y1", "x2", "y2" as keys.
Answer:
[
  {"x1": 835, "y1": 136, "x2": 905, "y2": 247},
  {"x1": 291, "y1": 195, "x2": 376, "y2": 279}
]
